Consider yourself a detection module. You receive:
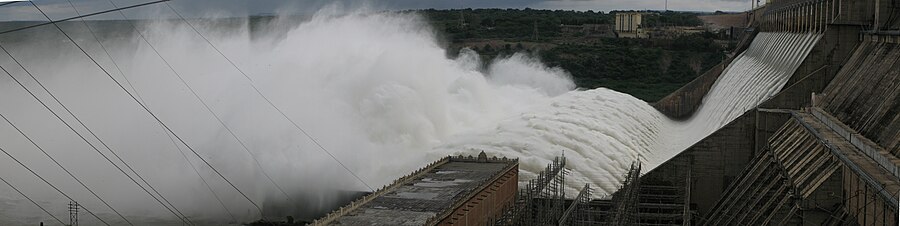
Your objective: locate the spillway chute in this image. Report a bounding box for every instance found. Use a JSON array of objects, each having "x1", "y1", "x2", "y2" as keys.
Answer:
[{"x1": 436, "y1": 32, "x2": 824, "y2": 196}]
